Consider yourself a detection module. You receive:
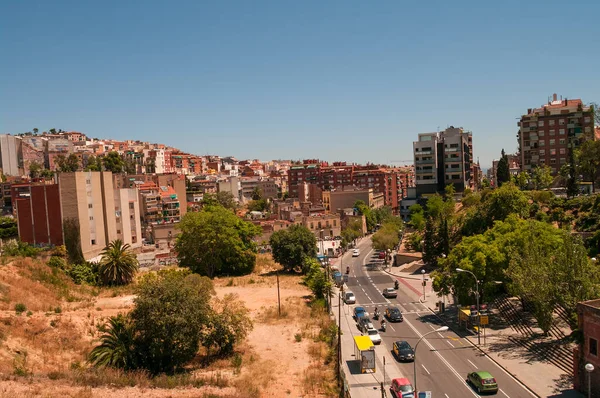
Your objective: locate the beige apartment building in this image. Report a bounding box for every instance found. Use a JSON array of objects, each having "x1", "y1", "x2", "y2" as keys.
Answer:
[
  {"x1": 325, "y1": 188, "x2": 384, "y2": 212},
  {"x1": 114, "y1": 188, "x2": 142, "y2": 250},
  {"x1": 58, "y1": 171, "x2": 118, "y2": 260}
]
